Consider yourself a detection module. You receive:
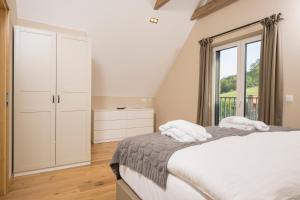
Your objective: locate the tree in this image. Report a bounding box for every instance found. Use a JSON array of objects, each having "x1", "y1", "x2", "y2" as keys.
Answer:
[
  {"x1": 220, "y1": 75, "x2": 236, "y2": 93},
  {"x1": 246, "y1": 59, "x2": 260, "y2": 88}
]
